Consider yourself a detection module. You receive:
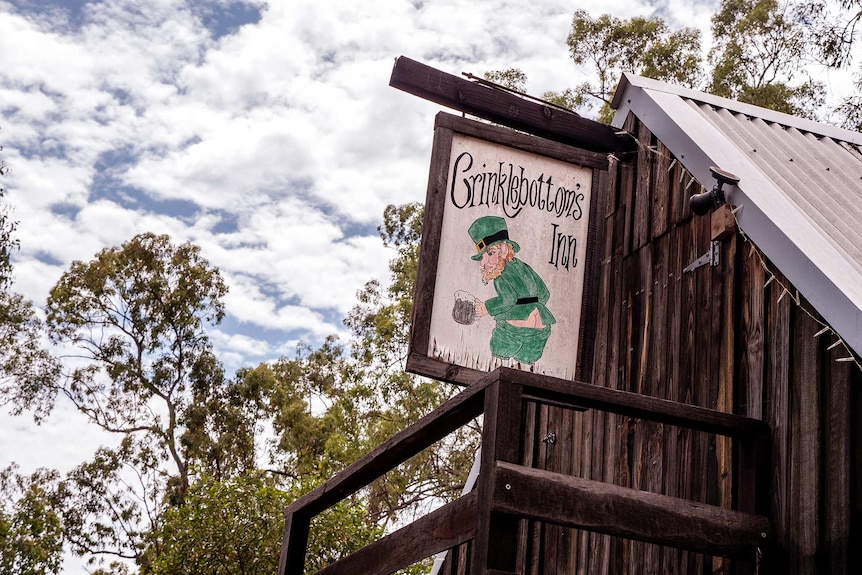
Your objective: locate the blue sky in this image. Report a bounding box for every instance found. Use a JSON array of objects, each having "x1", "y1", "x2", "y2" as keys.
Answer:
[{"x1": 9, "y1": 0, "x2": 847, "y2": 569}]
